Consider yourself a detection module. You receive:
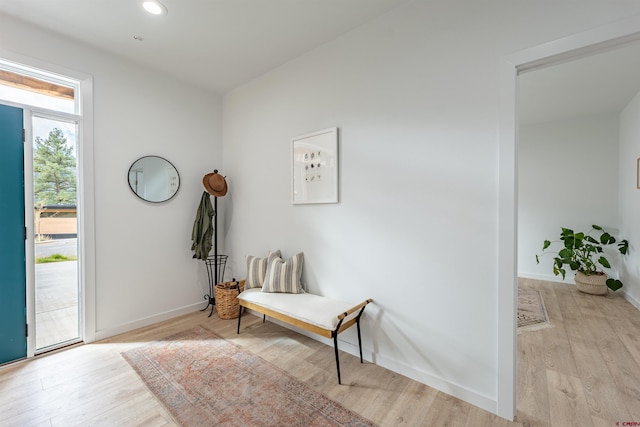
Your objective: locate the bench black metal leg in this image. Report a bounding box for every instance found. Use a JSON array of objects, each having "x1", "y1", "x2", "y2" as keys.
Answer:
[
  {"x1": 357, "y1": 319, "x2": 363, "y2": 363},
  {"x1": 333, "y1": 317, "x2": 345, "y2": 384},
  {"x1": 236, "y1": 306, "x2": 243, "y2": 334},
  {"x1": 333, "y1": 334, "x2": 342, "y2": 385},
  {"x1": 355, "y1": 305, "x2": 368, "y2": 363}
]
